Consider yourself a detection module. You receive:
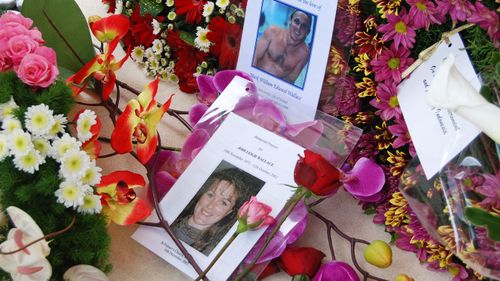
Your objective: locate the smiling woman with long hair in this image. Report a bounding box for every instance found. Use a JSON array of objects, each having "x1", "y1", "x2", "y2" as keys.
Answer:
[{"x1": 171, "y1": 165, "x2": 265, "y2": 256}]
